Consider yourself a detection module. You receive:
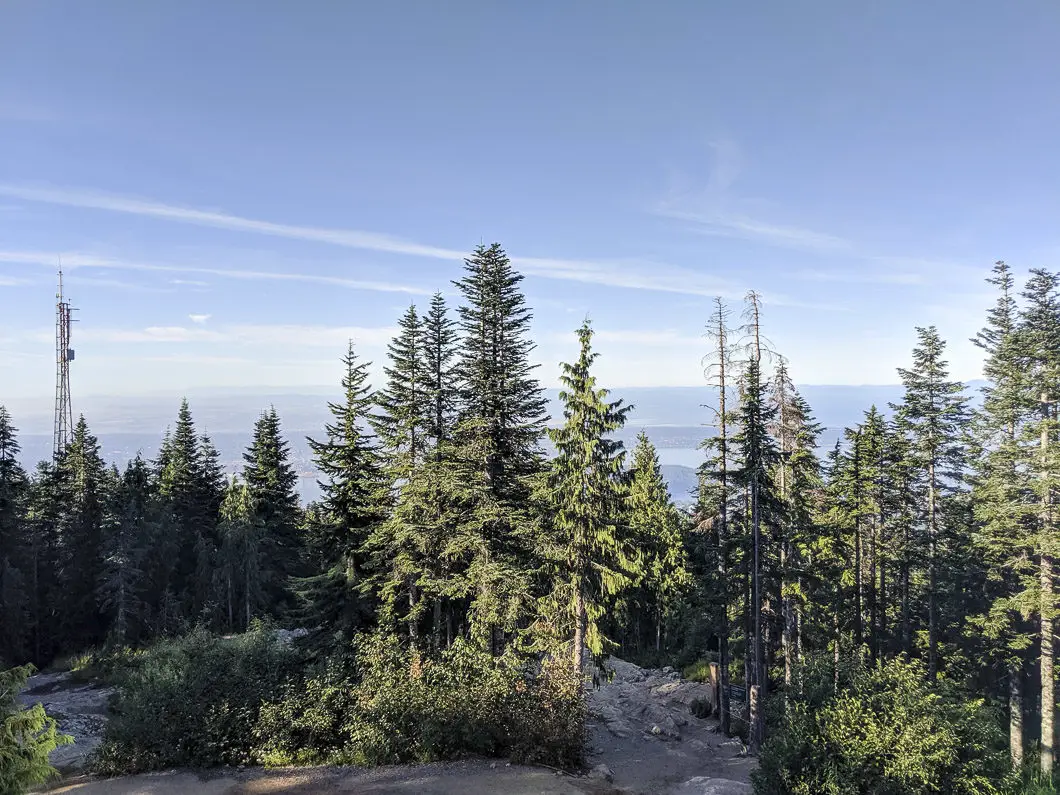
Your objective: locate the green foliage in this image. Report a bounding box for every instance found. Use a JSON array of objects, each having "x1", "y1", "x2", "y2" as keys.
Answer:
[
  {"x1": 753, "y1": 656, "x2": 1014, "y2": 795},
  {"x1": 0, "y1": 664, "x2": 72, "y2": 794},
  {"x1": 93, "y1": 625, "x2": 302, "y2": 773},
  {"x1": 538, "y1": 320, "x2": 635, "y2": 669},
  {"x1": 254, "y1": 633, "x2": 584, "y2": 769},
  {"x1": 95, "y1": 629, "x2": 584, "y2": 775}
]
